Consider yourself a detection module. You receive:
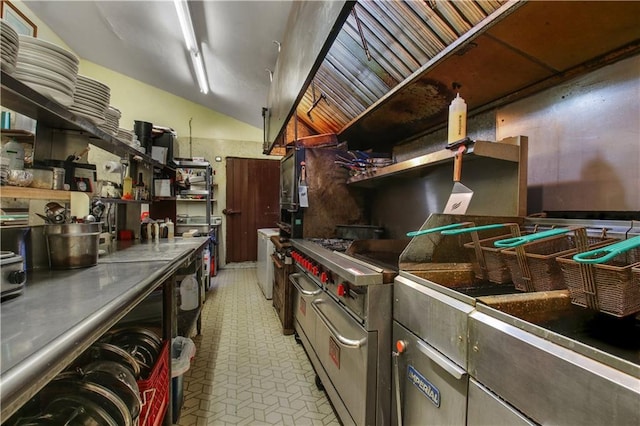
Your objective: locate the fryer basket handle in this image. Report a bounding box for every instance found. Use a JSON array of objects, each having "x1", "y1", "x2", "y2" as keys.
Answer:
[
  {"x1": 441, "y1": 223, "x2": 512, "y2": 235},
  {"x1": 494, "y1": 227, "x2": 572, "y2": 248},
  {"x1": 572, "y1": 236, "x2": 640, "y2": 264},
  {"x1": 406, "y1": 222, "x2": 471, "y2": 237}
]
